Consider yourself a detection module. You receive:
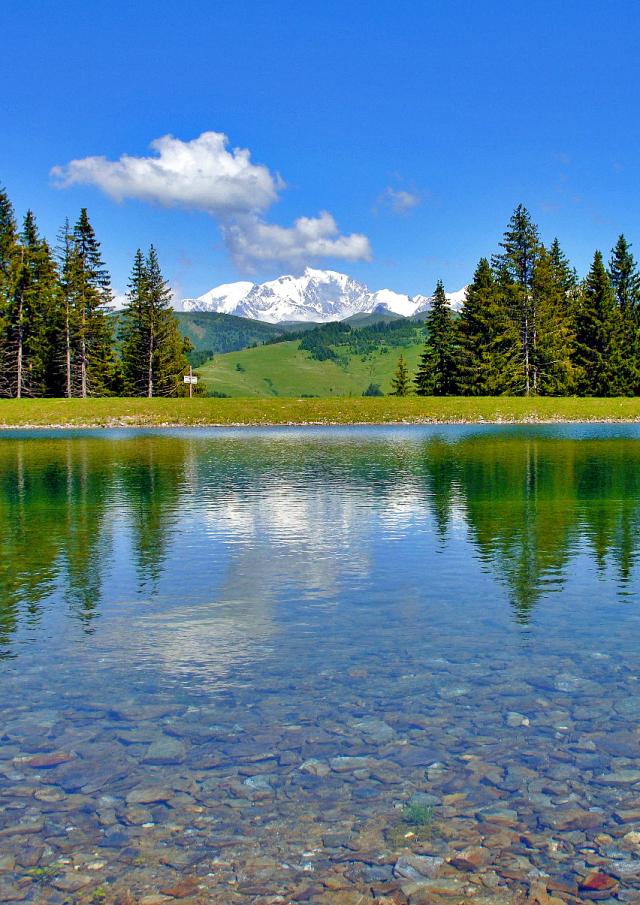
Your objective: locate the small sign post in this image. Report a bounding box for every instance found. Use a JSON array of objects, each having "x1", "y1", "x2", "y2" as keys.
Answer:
[{"x1": 183, "y1": 366, "x2": 198, "y2": 398}]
